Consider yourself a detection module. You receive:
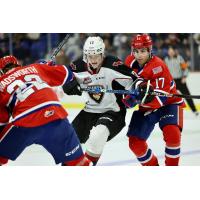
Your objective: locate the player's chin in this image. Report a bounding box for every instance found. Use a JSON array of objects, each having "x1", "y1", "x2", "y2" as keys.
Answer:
[{"x1": 138, "y1": 60, "x2": 145, "y2": 65}]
